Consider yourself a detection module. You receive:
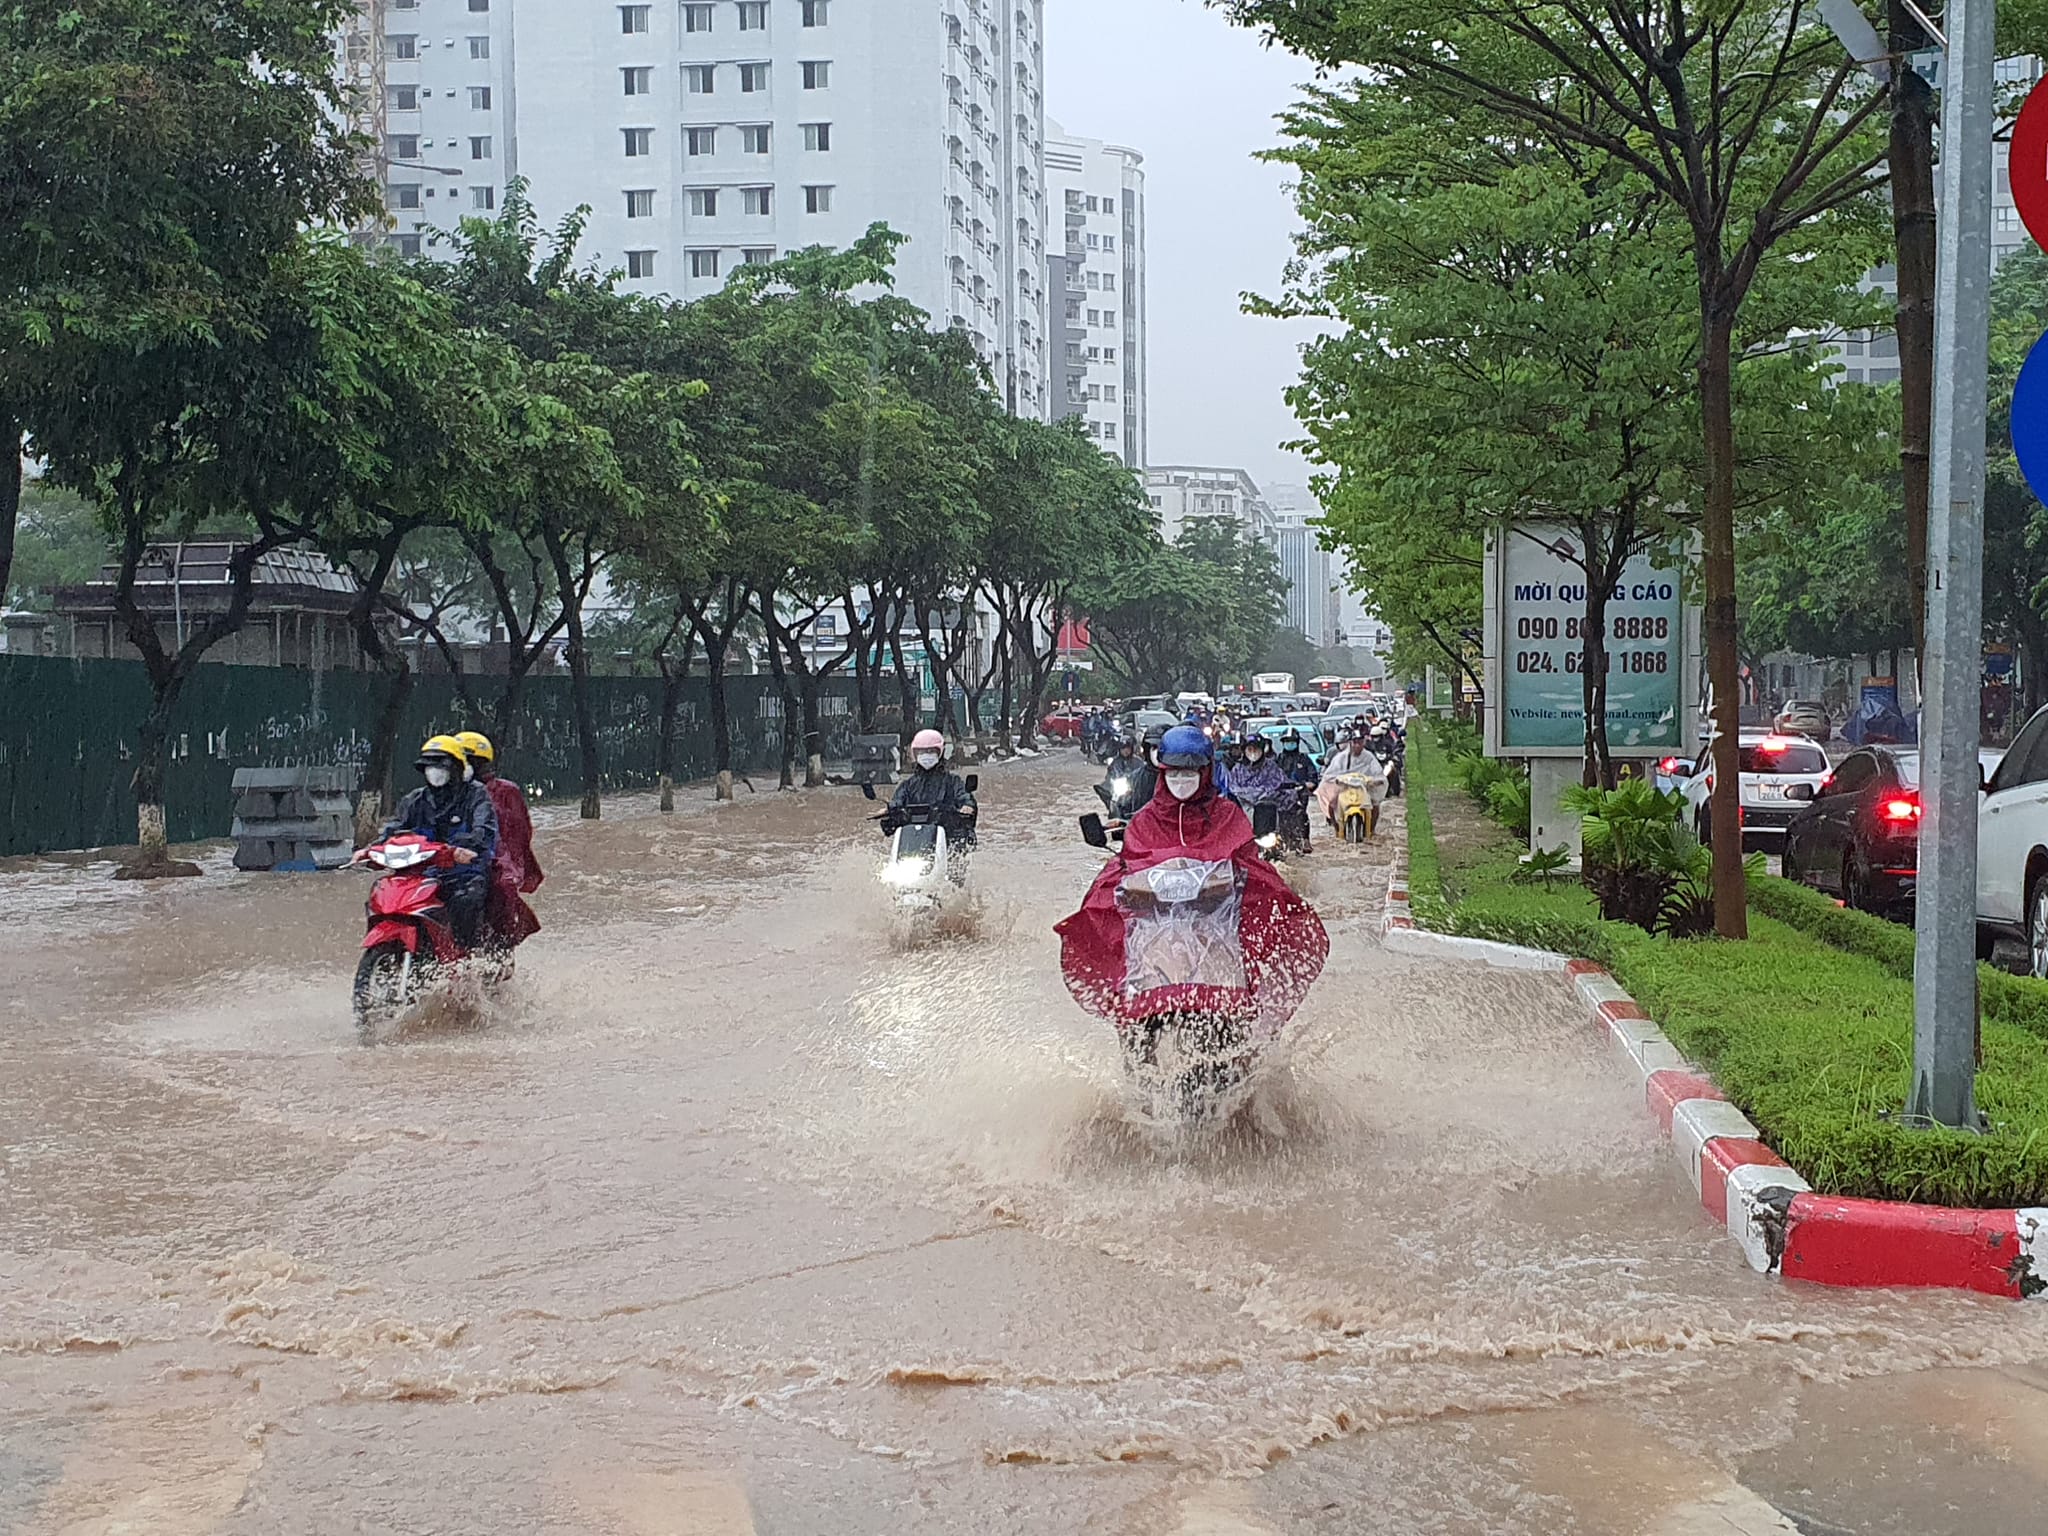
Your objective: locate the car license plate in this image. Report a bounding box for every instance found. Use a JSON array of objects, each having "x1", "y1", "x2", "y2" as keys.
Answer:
[{"x1": 1756, "y1": 783, "x2": 1785, "y2": 800}]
